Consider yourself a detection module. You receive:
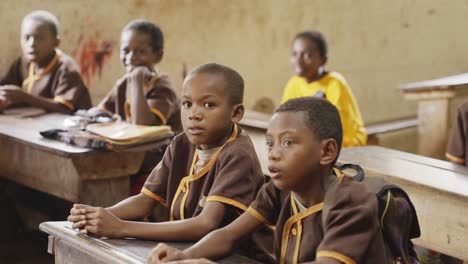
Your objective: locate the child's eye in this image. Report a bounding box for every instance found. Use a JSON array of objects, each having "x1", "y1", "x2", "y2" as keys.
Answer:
[
  {"x1": 182, "y1": 101, "x2": 192, "y2": 108},
  {"x1": 204, "y1": 102, "x2": 215, "y2": 108},
  {"x1": 282, "y1": 139, "x2": 293, "y2": 147},
  {"x1": 266, "y1": 139, "x2": 273, "y2": 149}
]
